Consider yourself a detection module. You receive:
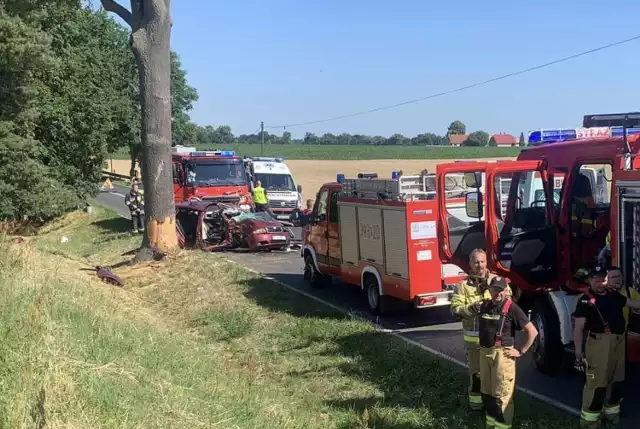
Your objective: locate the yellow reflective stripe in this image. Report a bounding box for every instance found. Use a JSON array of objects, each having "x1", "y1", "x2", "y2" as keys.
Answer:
[
  {"x1": 604, "y1": 404, "x2": 620, "y2": 415},
  {"x1": 469, "y1": 394, "x2": 482, "y2": 404},
  {"x1": 580, "y1": 410, "x2": 601, "y2": 422},
  {"x1": 570, "y1": 216, "x2": 594, "y2": 225},
  {"x1": 485, "y1": 415, "x2": 495, "y2": 424},
  {"x1": 494, "y1": 422, "x2": 511, "y2": 429},
  {"x1": 464, "y1": 335, "x2": 480, "y2": 343}
]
